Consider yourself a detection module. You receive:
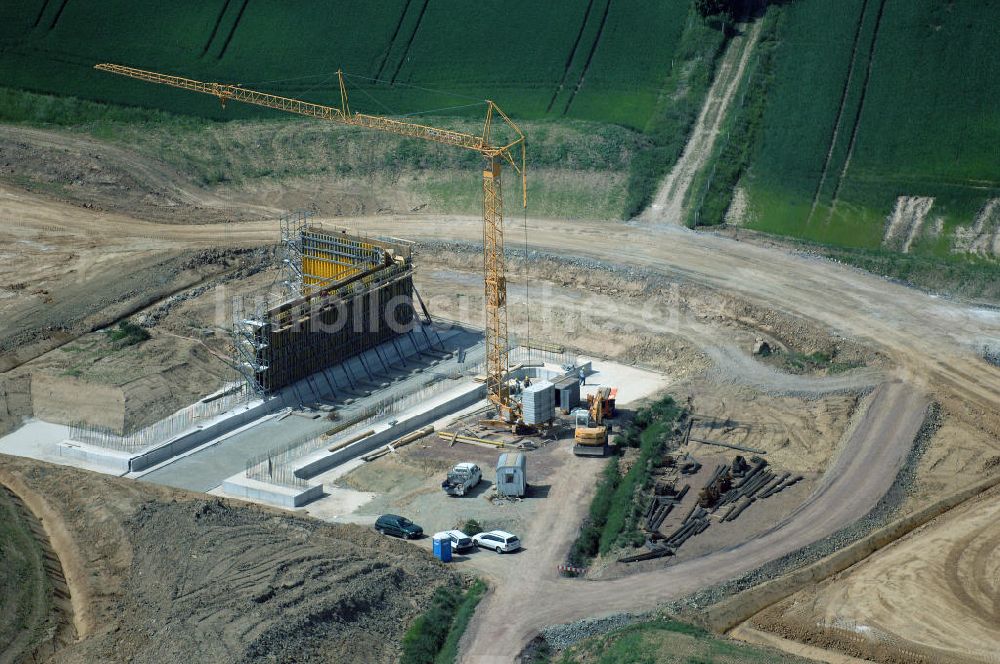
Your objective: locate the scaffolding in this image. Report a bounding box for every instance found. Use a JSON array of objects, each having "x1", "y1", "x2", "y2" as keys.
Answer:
[
  {"x1": 279, "y1": 209, "x2": 309, "y2": 297},
  {"x1": 231, "y1": 294, "x2": 272, "y2": 397},
  {"x1": 231, "y1": 220, "x2": 417, "y2": 397}
]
